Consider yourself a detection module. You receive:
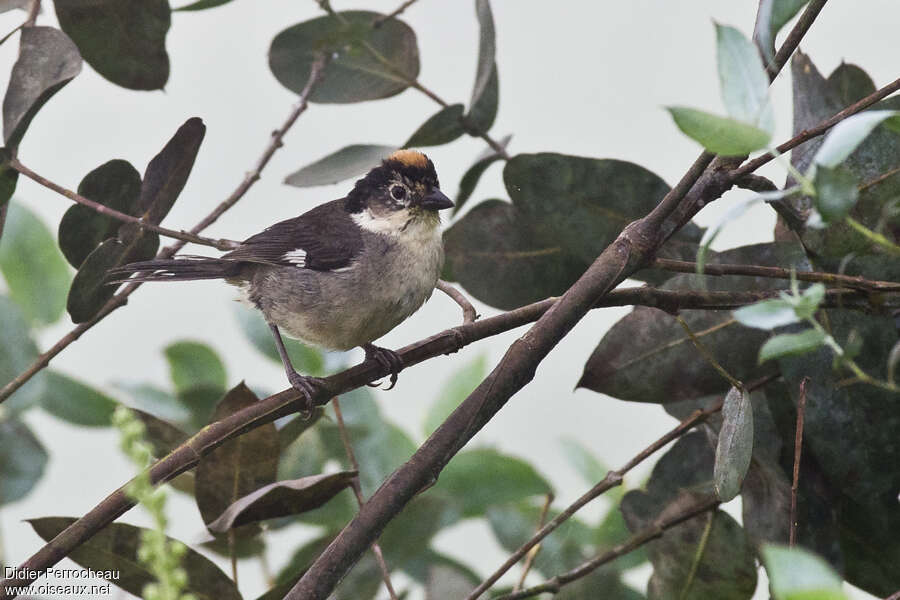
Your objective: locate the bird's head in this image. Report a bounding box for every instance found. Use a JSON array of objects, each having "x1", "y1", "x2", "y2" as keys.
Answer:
[{"x1": 345, "y1": 150, "x2": 453, "y2": 234}]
